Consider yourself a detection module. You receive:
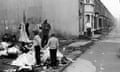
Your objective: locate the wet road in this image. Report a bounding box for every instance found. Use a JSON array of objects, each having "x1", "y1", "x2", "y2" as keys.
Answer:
[{"x1": 64, "y1": 24, "x2": 120, "y2": 72}]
